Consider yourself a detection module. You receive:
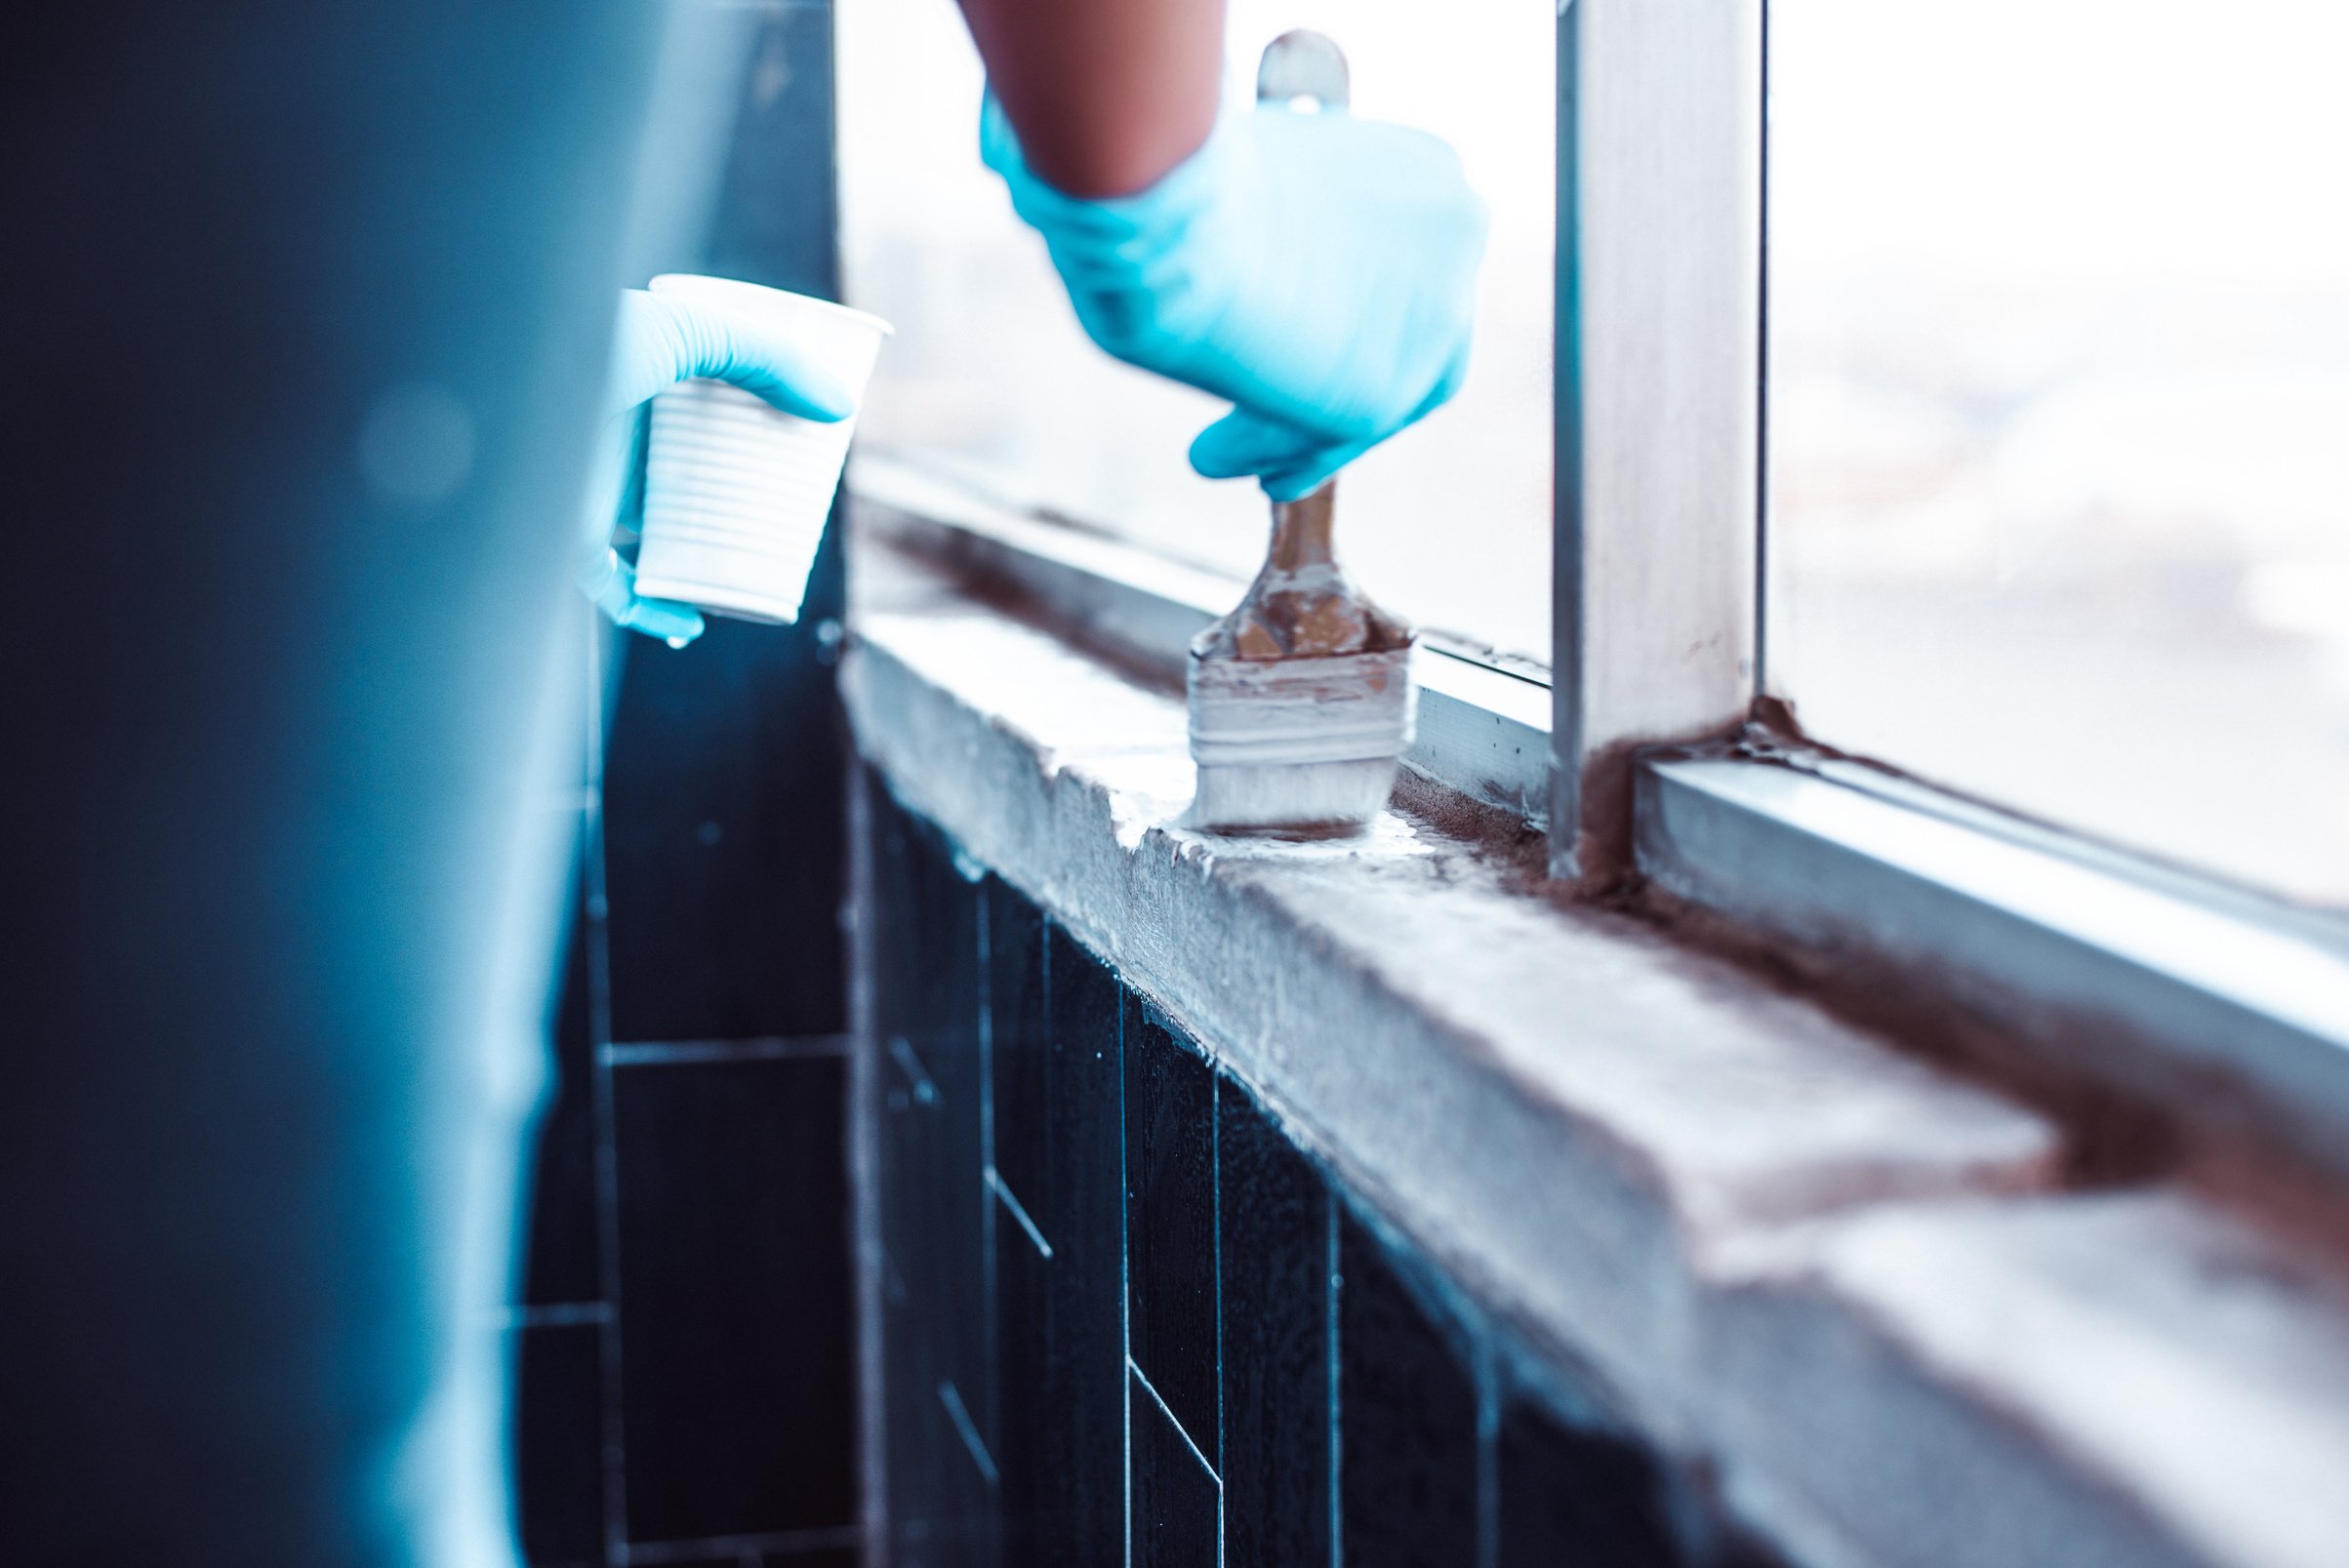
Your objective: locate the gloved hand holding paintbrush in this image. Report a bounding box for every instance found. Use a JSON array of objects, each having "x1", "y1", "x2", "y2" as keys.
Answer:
[
  {"x1": 980, "y1": 32, "x2": 1486, "y2": 502},
  {"x1": 987, "y1": 28, "x2": 1477, "y2": 830}
]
